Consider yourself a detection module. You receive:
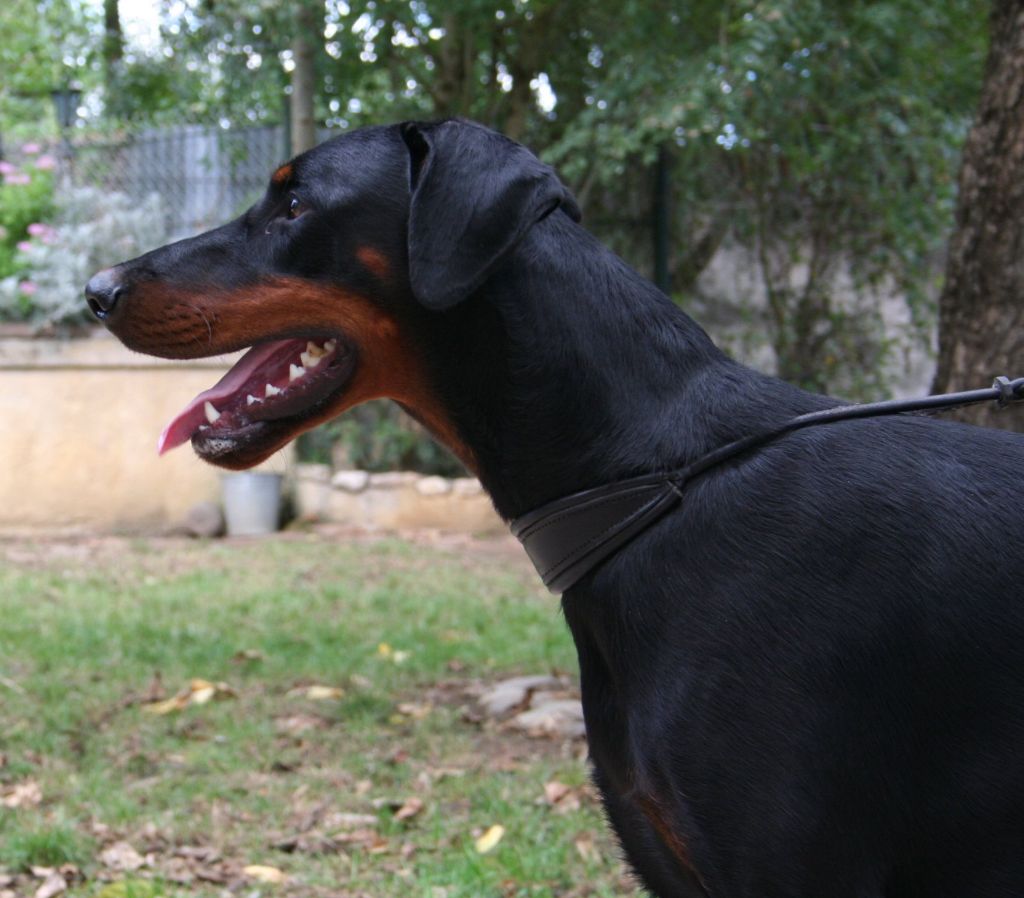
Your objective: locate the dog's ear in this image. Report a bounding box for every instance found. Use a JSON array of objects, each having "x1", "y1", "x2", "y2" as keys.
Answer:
[{"x1": 400, "y1": 120, "x2": 580, "y2": 311}]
